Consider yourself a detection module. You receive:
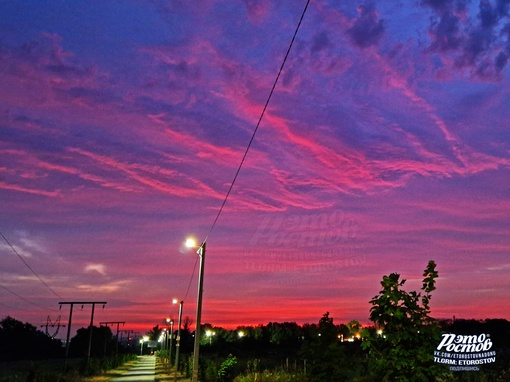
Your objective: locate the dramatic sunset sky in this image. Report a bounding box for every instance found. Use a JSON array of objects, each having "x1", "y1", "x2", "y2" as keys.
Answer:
[{"x1": 1, "y1": 0, "x2": 509, "y2": 338}]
